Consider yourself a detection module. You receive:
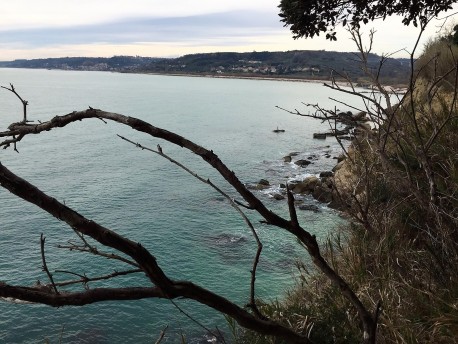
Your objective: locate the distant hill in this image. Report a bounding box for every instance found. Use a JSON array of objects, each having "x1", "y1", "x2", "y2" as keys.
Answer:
[
  {"x1": 0, "y1": 56, "x2": 163, "y2": 72},
  {"x1": 0, "y1": 50, "x2": 411, "y2": 84}
]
